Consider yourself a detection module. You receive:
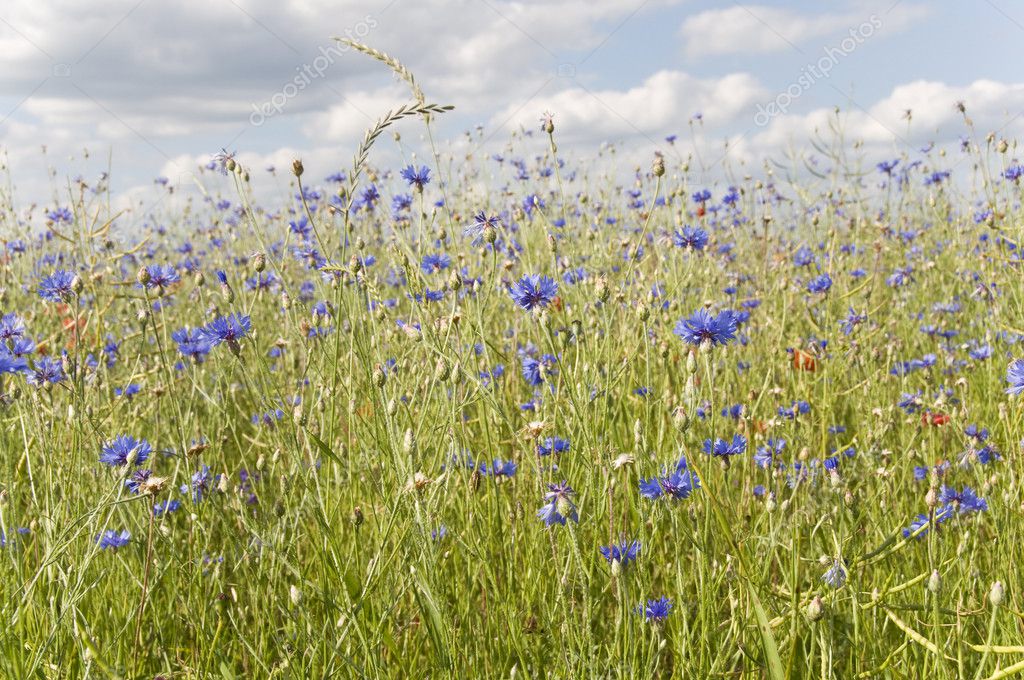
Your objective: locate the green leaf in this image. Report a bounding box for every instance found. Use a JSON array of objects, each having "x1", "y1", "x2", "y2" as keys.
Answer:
[
  {"x1": 747, "y1": 584, "x2": 785, "y2": 680},
  {"x1": 305, "y1": 429, "x2": 342, "y2": 465},
  {"x1": 410, "y1": 566, "x2": 451, "y2": 669}
]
